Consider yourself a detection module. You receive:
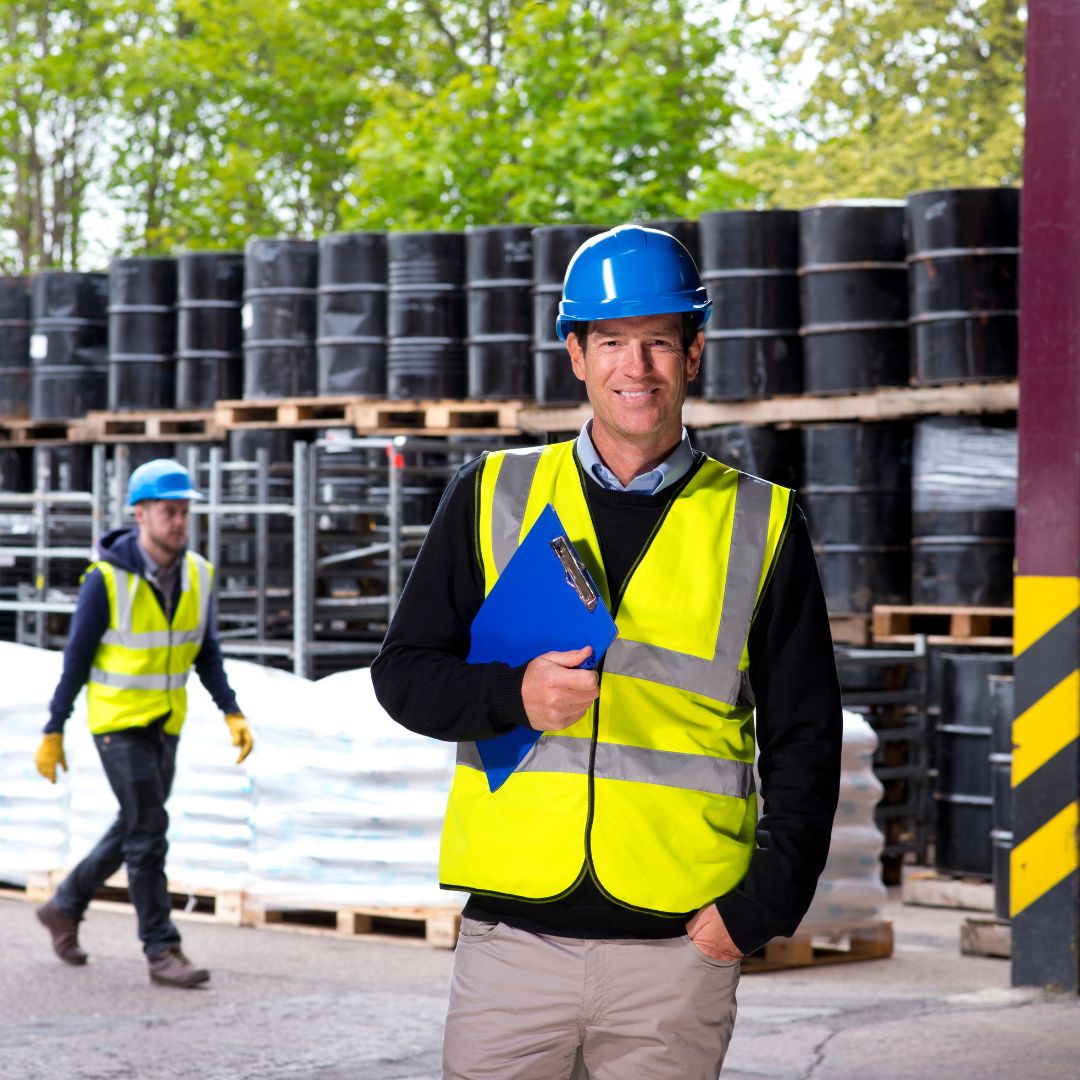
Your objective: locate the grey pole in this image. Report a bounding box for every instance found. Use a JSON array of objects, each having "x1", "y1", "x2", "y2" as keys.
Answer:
[
  {"x1": 31, "y1": 447, "x2": 49, "y2": 649},
  {"x1": 111, "y1": 445, "x2": 130, "y2": 530},
  {"x1": 90, "y1": 444, "x2": 107, "y2": 550},
  {"x1": 184, "y1": 445, "x2": 202, "y2": 554},
  {"x1": 207, "y1": 445, "x2": 223, "y2": 571},
  {"x1": 292, "y1": 439, "x2": 309, "y2": 678},
  {"x1": 255, "y1": 446, "x2": 270, "y2": 644}
]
